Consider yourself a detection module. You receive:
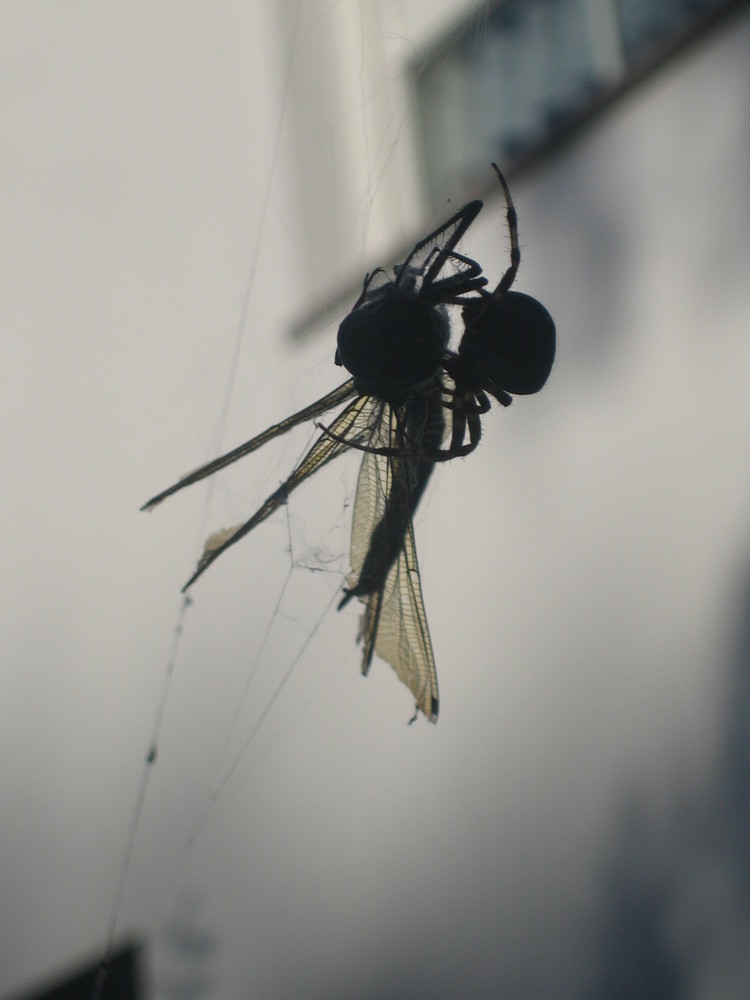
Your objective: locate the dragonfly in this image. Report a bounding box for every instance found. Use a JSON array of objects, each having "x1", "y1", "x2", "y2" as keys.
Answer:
[{"x1": 142, "y1": 165, "x2": 556, "y2": 723}]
